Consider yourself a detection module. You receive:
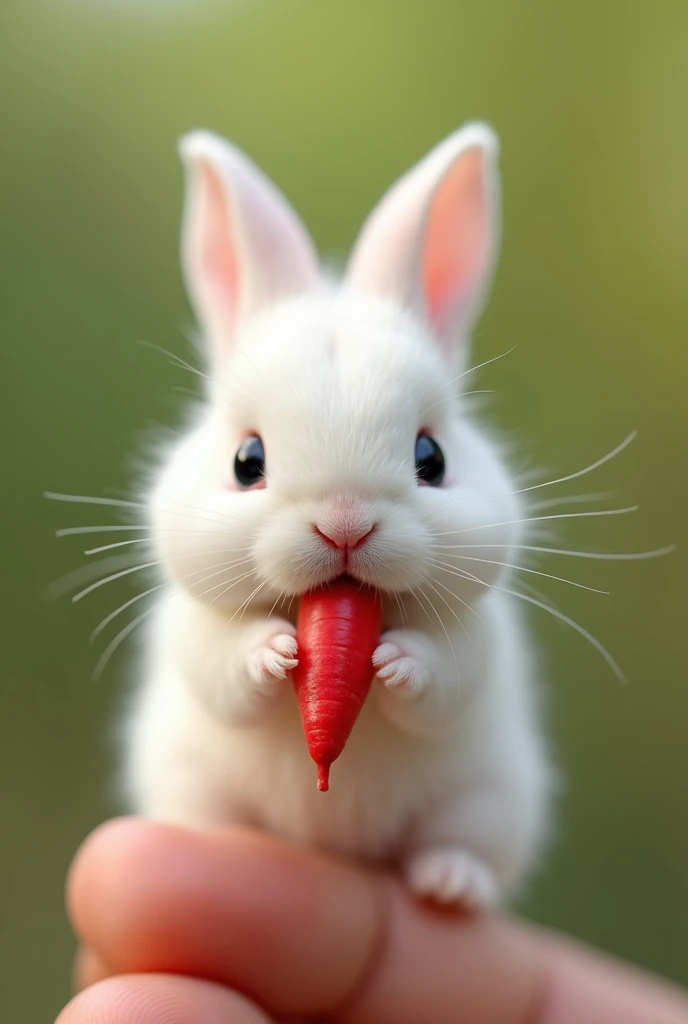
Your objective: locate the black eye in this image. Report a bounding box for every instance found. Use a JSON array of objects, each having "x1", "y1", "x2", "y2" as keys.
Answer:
[
  {"x1": 415, "y1": 433, "x2": 445, "y2": 486},
  {"x1": 234, "y1": 434, "x2": 265, "y2": 487}
]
